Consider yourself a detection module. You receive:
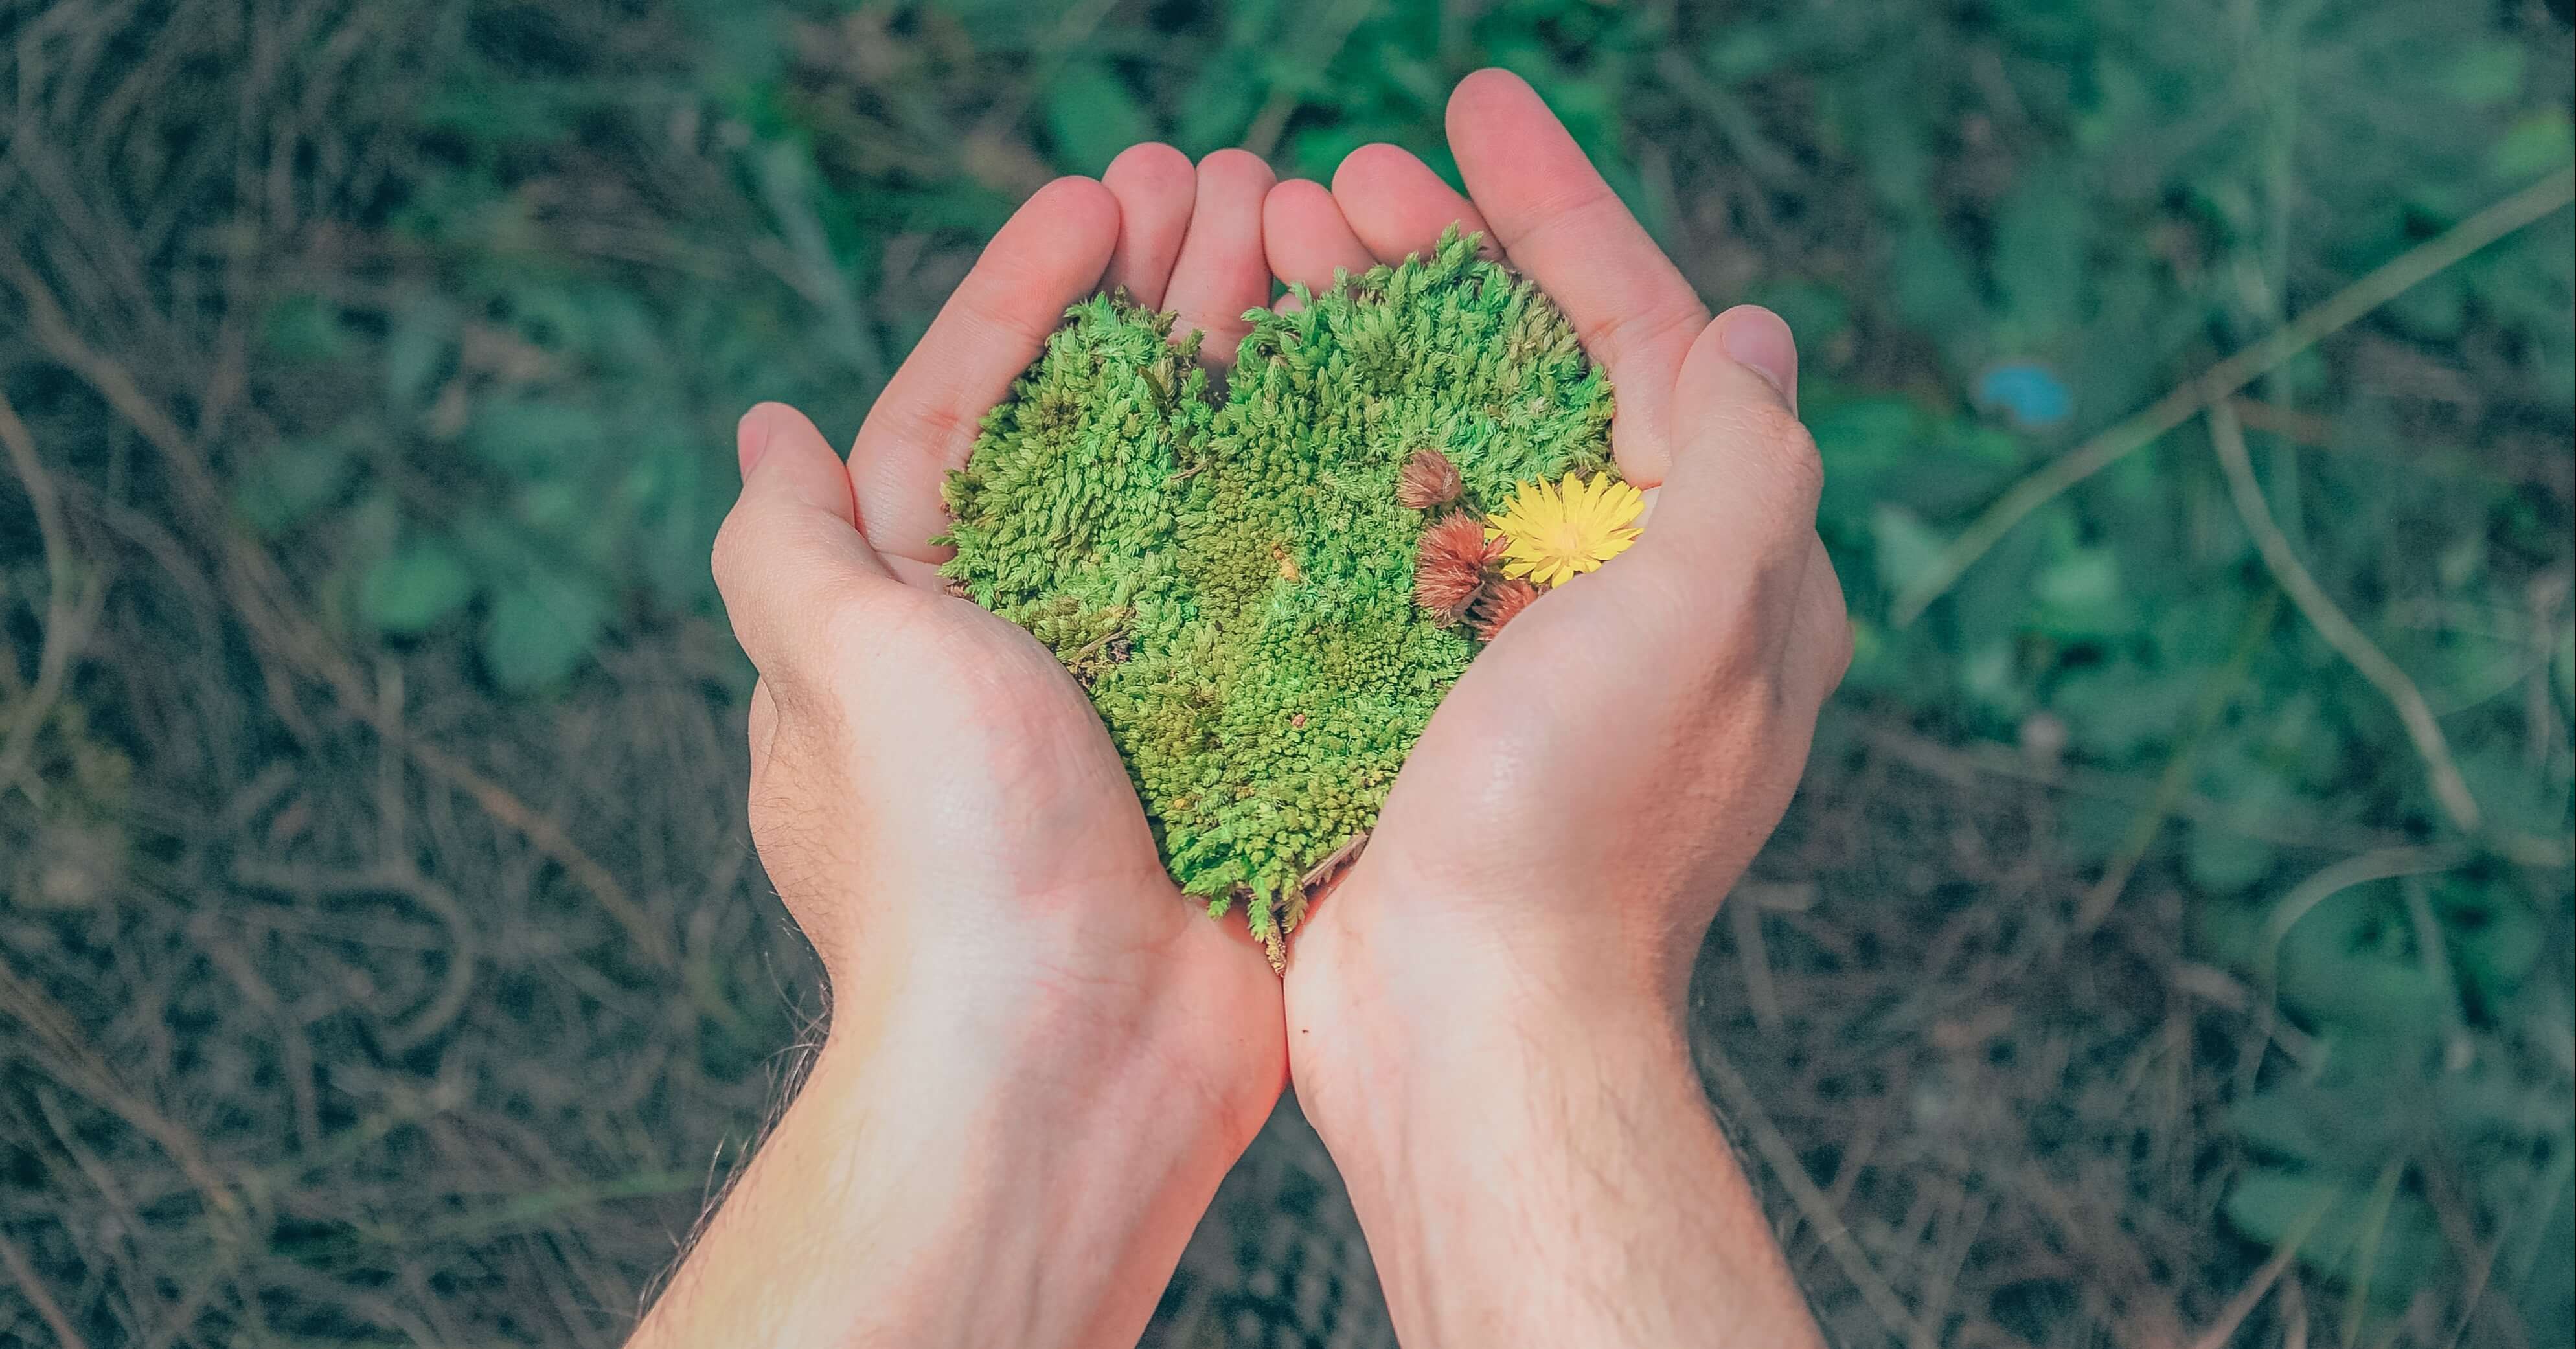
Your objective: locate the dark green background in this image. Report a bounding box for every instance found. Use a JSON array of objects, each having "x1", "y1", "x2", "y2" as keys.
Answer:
[{"x1": 3, "y1": 1, "x2": 2570, "y2": 1344}]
